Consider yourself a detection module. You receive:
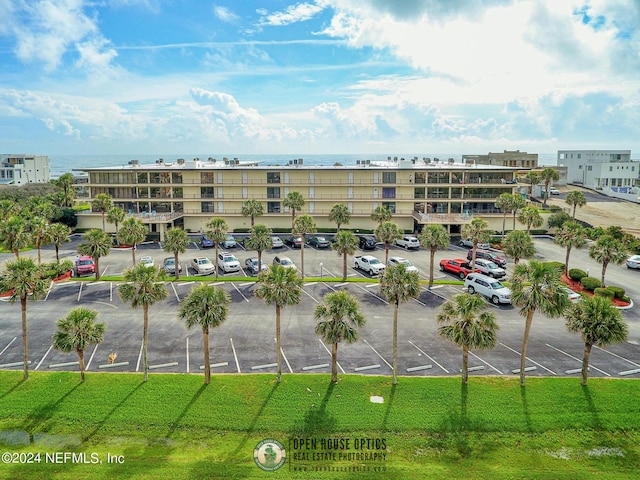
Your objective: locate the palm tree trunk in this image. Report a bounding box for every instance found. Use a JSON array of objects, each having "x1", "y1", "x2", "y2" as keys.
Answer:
[
  {"x1": 276, "y1": 304, "x2": 282, "y2": 383},
  {"x1": 55, "y1": 245, "x2": 60, "y2": 263},
  {"x1": 520, "y1": 310, "x2": 535, "y2": 387},
  {"x1": 203, "y1": 327, "x2": 211, "y2": 385},
  {"x1": 601, "y1": 262, "x2": 608, "y2": 287},
  {"x1": 342, "y1": 252, "x2": 347, "y2": 281},
  {"x1": 462, "y1": 345, "x2": 469, "y2": 384},
  {"x1": 581, "y1": 342, "x2": 592, "y2": 386},
  {"x1": 572, "y1": 204, "x2": 577, "y2": 219},
  {"x1": 174, "y1": 252, "x2": 180, "y2": 281},
  {"x1": 95, "y1": 258, "x2": 100, "y2": 280},
  {"x1": 21, "y1": 296, "x2": 28, "y2": 380},
  {"x1": 331, "y1": 342, "x2": 338, "y2": 384},
  {"x1": 78, "y1": 348, "x2": 86, "y2": 383},
  {"x1": 392, "y1": 302, "x2": 398, "y2": 385},
  {"x1": 143, "y1": 304, "x2": 149, "y2": 382},
  {"x1": 564, "y1": 246, "x2": 572, "y2": 276},
  {"x1": 385, "y1": 245, "x2": 389, "y2": 265},
  {"x1": 300, "y1": 240, "x2": 305, "y2": 278},
  {"x1": 101, "y1": 212, "x2": 106, "y2": 232},
  {"x1": 37, "y1": 245, "x2": 42, "y2": 265},
  {"x1": 512, "y1": 212, "x2": 517, "y2": 231},
  {"x1": 502, "y1": 212, "x2": 506, "y2": 238},
  {"x1": 214, "y1": 244, "x2": 219, "y2": 280},
  {"x1": 429, "y1": 249, "x2": 435, "y2": 288},
  {"x1": 131, "y1": 247, "x2": 136, "y2": 267}
]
